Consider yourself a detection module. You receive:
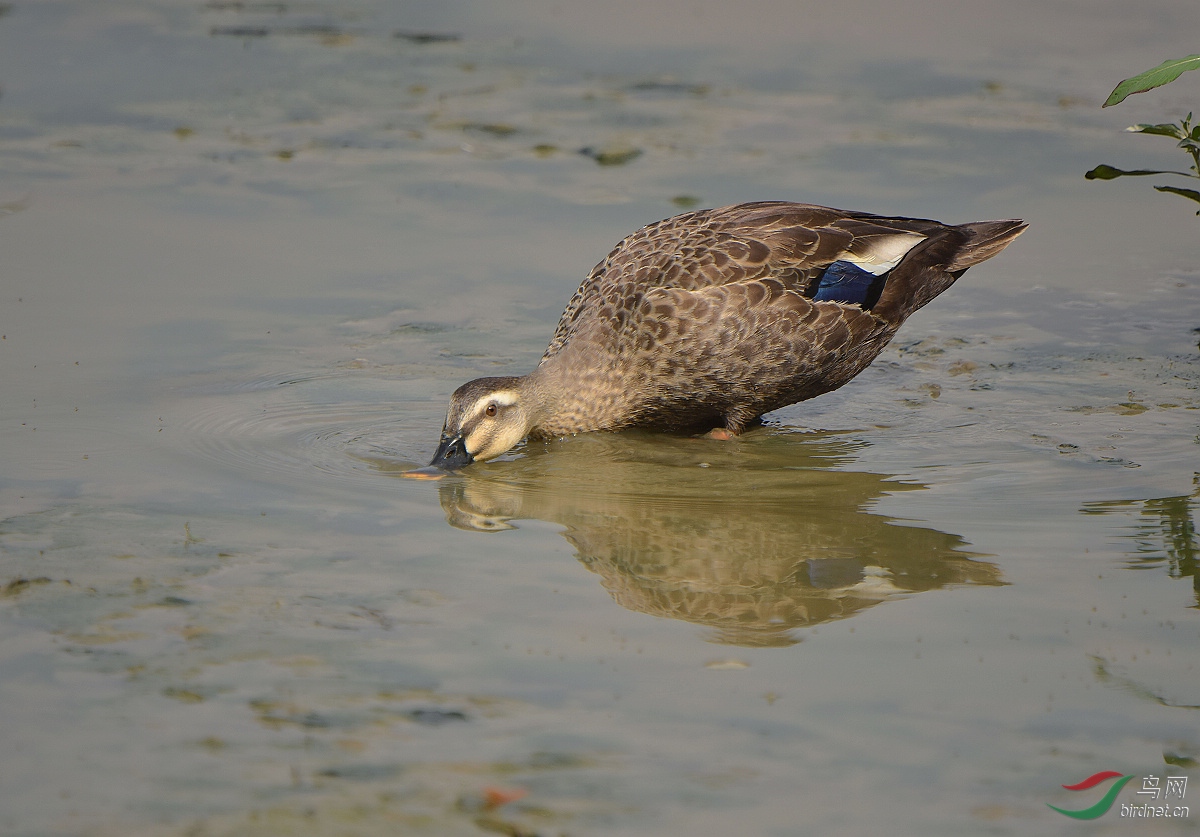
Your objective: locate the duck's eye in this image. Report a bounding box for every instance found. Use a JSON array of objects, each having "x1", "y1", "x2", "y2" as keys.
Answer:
[{"x1": 484, "y1": 403, "x2": 498, "y2": 418}]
